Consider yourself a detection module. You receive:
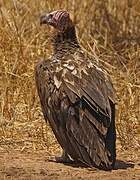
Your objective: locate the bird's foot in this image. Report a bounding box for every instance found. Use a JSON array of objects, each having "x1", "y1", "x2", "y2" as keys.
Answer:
[
  {"x1": 48, "y1": 150, "x2": 73, "y2": 164},
  {"x1": 55, "y1": 156, "x2": 73, "y2": 163}
]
